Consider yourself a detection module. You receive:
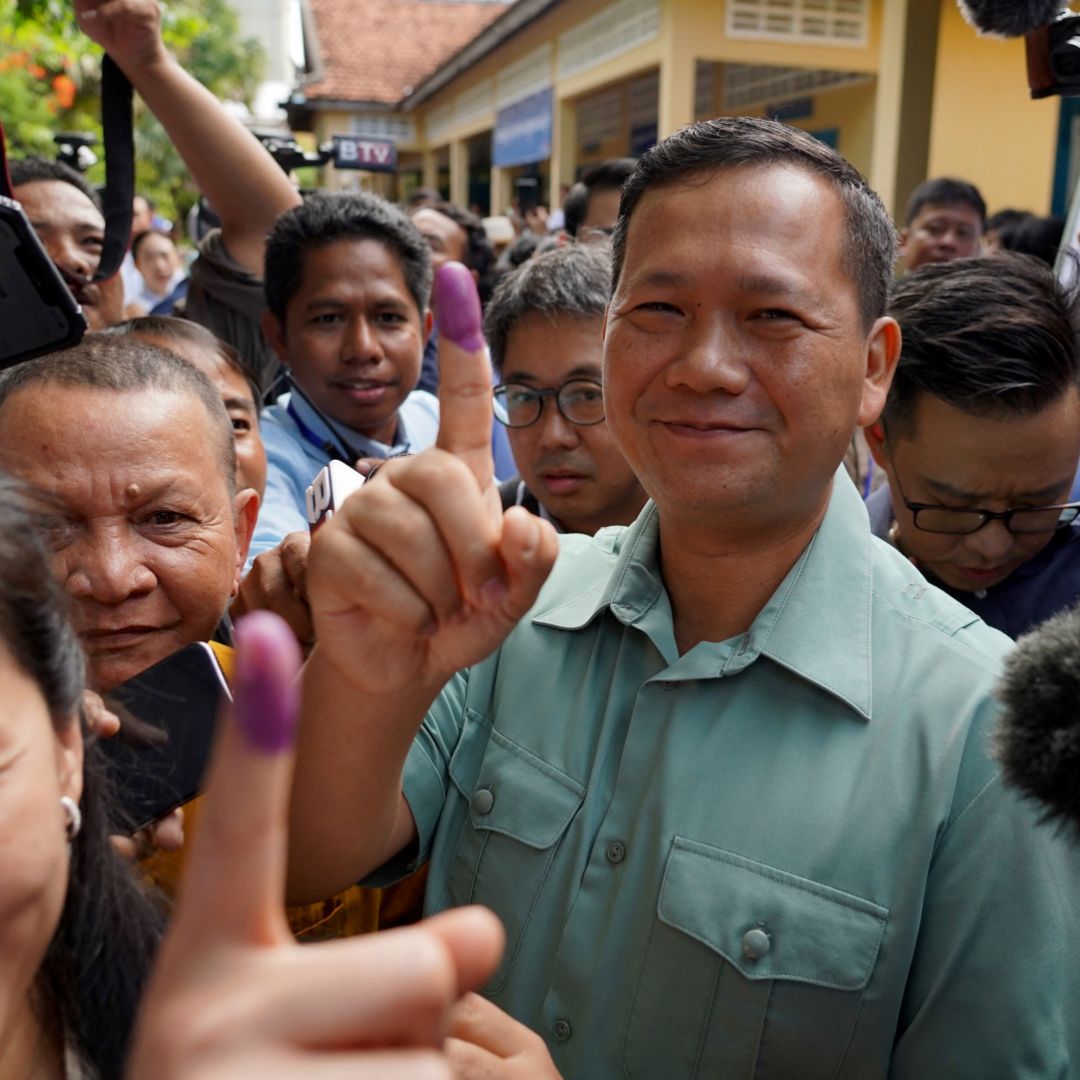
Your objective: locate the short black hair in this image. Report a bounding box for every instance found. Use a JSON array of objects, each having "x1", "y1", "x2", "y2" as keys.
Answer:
[
  {"x1": 904, "y1": 177, "x2": 986, "y2": 228},
  {"x1": 423, "y1": 201, "x2": 497, "y2": 305},
  {"x1": 9, "y1": 156, "x2": 103, "y2": 213},
  {"x1": 611, "y1": 117, "x2": 896, "y2": 331},
  {"x1": 264, "y1": 191, "x2": 432, "y2": 324},
  {"x1": 0, "y1": 333, "x2": 237, "y2": 495},
  {"x1": 484, "y1": 243, "x2": 611, "y2": 371},
  {"x1": 130, "y1": 228, "x2": 175, "y2": 261},
  {"x1": 994, "y1": 215, "x2": 1065, "y2": 267},
  {"x1": 986, "y1": 208, "x2": 1033, "y2": 235},
  {"x1": 562, "y1": 181, "x2": 589, "y2": 237},
  {"x1": 564, "y1": 158, "x2": 637, "y2": 238},
  {"x1": 407, "y1": 186, "x2": 441, "y2": 208},
  {"x1": 106, "y1": 315, "x2": 262, "y2": 408},
  {"x1": 883, "y1": 254, "x2": 1080, "y2": 438}
]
